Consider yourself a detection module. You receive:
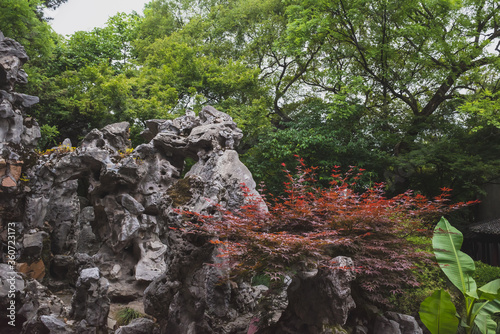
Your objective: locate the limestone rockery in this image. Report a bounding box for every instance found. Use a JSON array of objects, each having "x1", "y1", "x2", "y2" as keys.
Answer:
[{"x1": 0, "y1": 31, "x2": 422, "y2": 334}]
